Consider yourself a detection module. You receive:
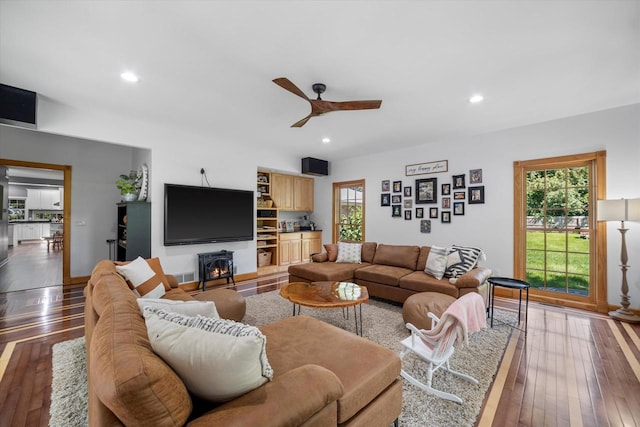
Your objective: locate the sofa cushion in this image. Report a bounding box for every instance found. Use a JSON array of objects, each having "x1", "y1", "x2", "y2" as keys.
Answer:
[
  {"x1": 324, "y1": 244, "x2": 338, "y2": 262},
  {"x1": 260, "y1": 315, "x2": 400, "y2": 424},
  {"x1": 424, "y1": 246, "x2": 449, "y2": 280},
  {"x1": 398, "y1": 271, "x2": 459, "y2": 298},
  {"x1": 336, "y1": 242, "x2": 362, "y2": 263},
  {"x1": 136, "y1": 298, "x2": 219, "y2": 318},
  {"x1": 361, "y1": 242, "x2": 378, "y2": 263},
  {"x1": 116, "y1": 256, "x2": 167, "y2": 298},
  {"x1": 312, "y1": 252, "x2": 328, "y2": 262},
  {"x1": 288, "y1": 262, "x2": 369, "y2": 282},
  {"x1": 416, "y1": 246, "x2": 430, "y2": 271},
  {"x1": 354, "y1": 264, "x2": 413, "y2": 287},
  {"x1": 144, "y1": 309, "x2": 273, "y2": 402},
  {"x1": 372, "y1": 244, "x2": 420, "y2": 270},
  {"x1": 444, "y1": 246, "x2": 484, "y2": 279}
]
